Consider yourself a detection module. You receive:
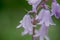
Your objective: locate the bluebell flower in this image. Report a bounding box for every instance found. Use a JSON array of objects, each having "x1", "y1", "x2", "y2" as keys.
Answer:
[
  {"x1": 34, "y1": 24, "x2": 50, "y2": 40},
  {"x1": 26, "y1": 0, "x2": 41, "y2": 13},
  {"x1": 51, "y1": 0, "x2": 60, "y2": 18},
  {"x1": 16, "y1": 14, "x2": 34, "y2": 35},
  {"x1": 36, "y1": 9, "x2": 55, "y2": 26}
]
